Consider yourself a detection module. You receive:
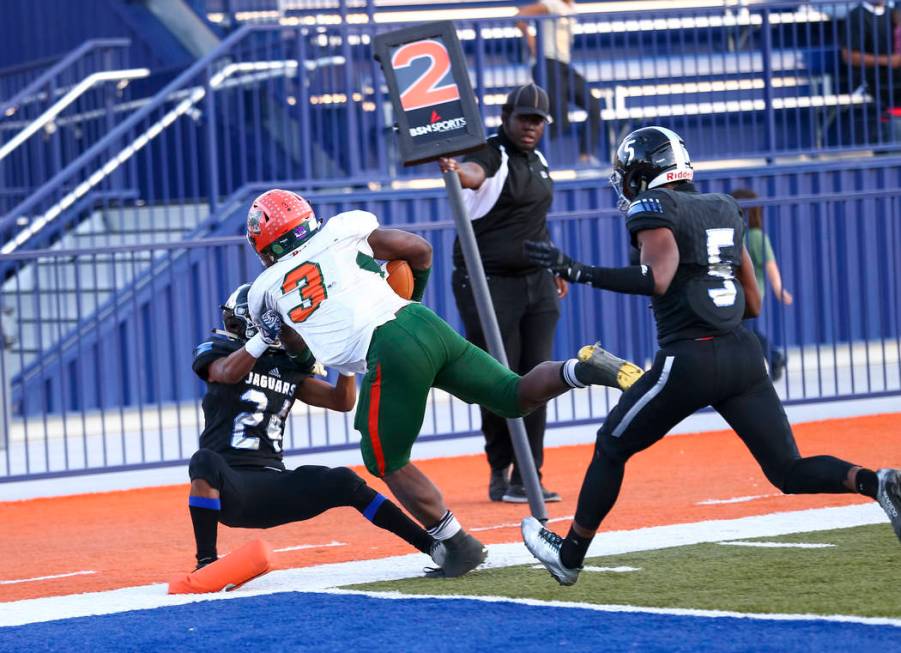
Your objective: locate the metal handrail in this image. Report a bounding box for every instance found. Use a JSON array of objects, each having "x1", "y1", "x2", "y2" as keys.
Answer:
[
  {"x1": 0, "y1": 38, "x2": 131, "y2": 118},
  {"x1": 0, "y1": 60, "x2": 301, "y2": 254},
  {"x1": 0, "y1": 68, "x2": 150, "y2": 163},
  {"x1": 0, "y1": 25, "x2": 253, "y2": 241}
]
